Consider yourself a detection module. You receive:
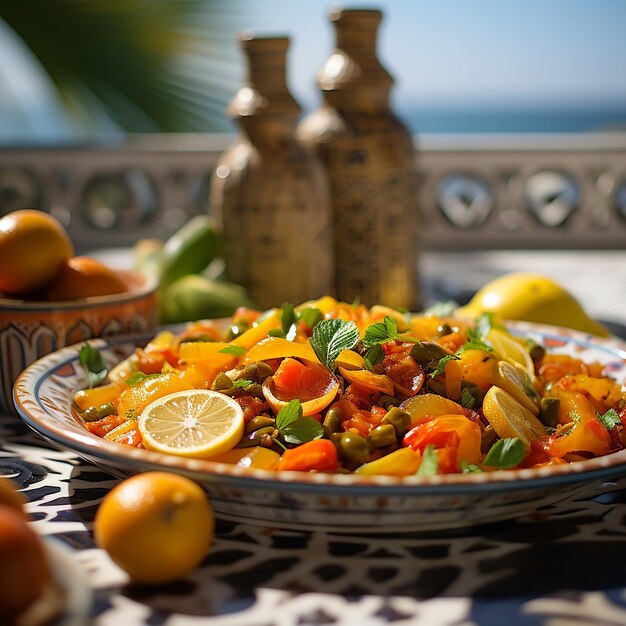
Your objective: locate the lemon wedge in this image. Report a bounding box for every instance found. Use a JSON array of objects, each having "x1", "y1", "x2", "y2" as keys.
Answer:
[
  {"x1": 487, "y1": 328, "x2": 535, "y2": 375},
  {"x1": 491, "y1": 360, "x2": 541, "y2": 416},
  {"x1": 482, "y1": 386, "x2": 546, "y2": 448},
  {"x1": 138, "y1": 390, "x2": 244, "y2": 459}
]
